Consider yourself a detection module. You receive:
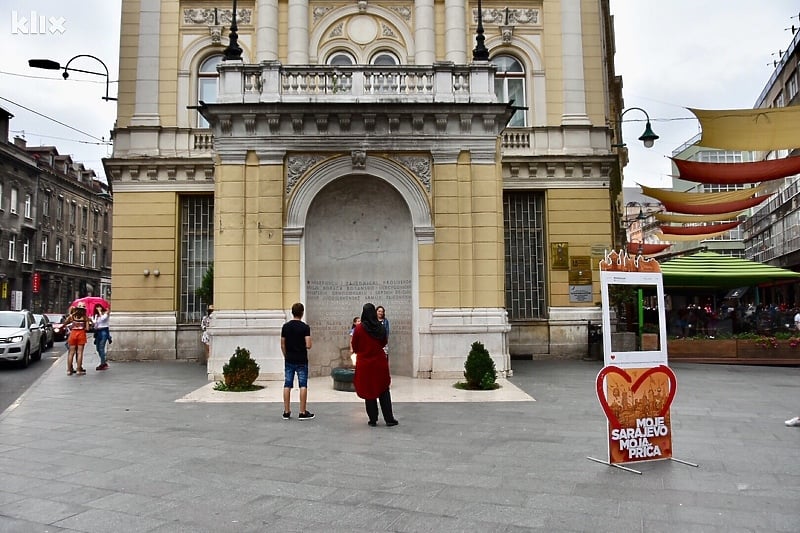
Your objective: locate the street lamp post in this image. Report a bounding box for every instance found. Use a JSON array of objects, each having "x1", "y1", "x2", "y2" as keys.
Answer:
[
  {"x1": 616, "y1": 107, "x2": 659, "y2": 148},
  {"x1": 28, "y1": 55, "x2": 117, "y2": 101}
]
